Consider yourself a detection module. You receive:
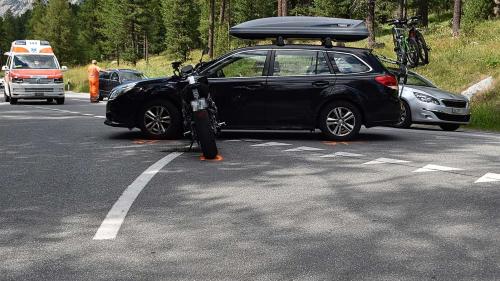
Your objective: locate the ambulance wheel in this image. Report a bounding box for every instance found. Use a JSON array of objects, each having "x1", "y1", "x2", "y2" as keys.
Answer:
[
  {"x1": 4, "y1": 91, "x2": 10, "y2": 102},
  {"x1": 47, "y1": 98, "x2": 54, "y2": 103},
  {"x1": 10, "y1": 98, "x2": 17, "y2": 105},
  {"x1": 56, "y1": 98, "x2": 65, "y2": 105}
]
